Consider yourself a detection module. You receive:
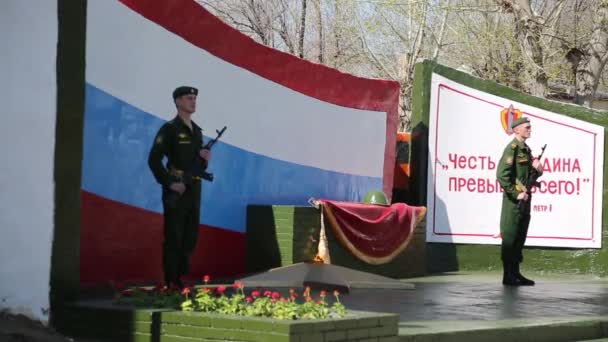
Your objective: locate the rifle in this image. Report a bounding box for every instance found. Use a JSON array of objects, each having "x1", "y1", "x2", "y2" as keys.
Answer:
[
  {"x1": 518, "y1": 144, "x2": 547, "y2": 210},
  {"x1": 193, "y1": 125, "x2": 227, "y2": 182},
  {"x1": 165, "y1": 126, "x2": 227, "y2": 207}
]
